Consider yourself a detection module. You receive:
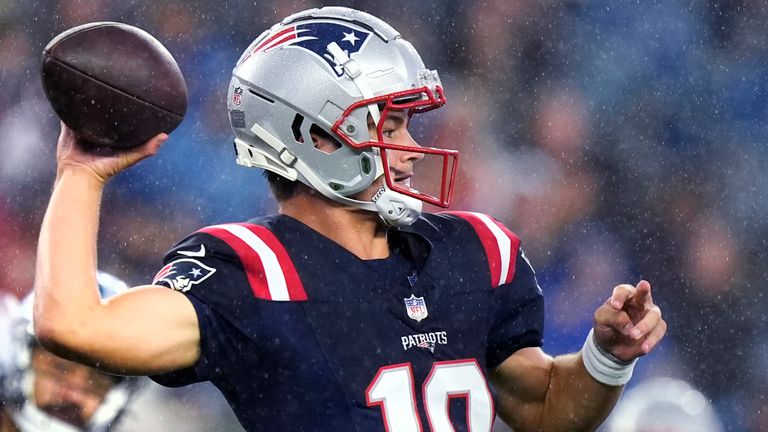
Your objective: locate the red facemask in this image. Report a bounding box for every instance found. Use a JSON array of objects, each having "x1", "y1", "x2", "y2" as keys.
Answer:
[{"x1": 331, "y1": 85, "x2": 458, "y2": 208}]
